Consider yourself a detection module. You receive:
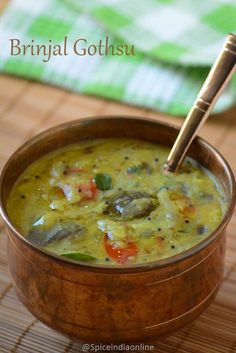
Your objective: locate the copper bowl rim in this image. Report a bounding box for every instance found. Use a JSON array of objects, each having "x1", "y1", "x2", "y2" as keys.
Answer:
[{"x1": 0, "y1": 115, "x2": 235, "y2": 273}]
